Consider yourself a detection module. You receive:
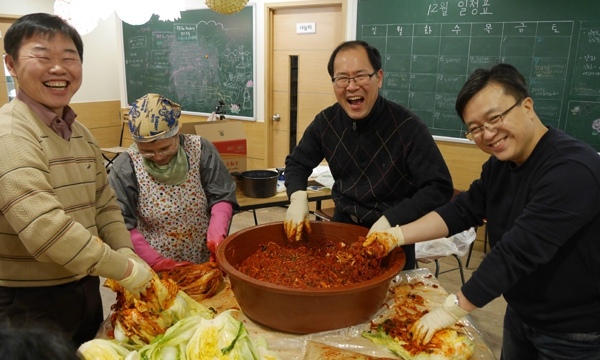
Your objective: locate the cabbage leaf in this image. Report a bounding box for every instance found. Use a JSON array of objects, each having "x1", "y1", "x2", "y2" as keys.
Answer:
[{"x1": 78, "y1": 338, "x2": 139, "y2": 360}]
